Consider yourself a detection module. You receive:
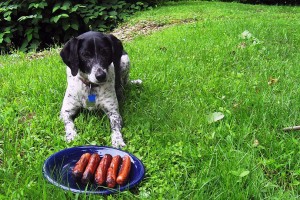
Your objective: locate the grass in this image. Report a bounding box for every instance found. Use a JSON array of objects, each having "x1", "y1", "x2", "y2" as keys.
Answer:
[{"x1": 1, "y1": 1, "x2": 300, "y2": 199}]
